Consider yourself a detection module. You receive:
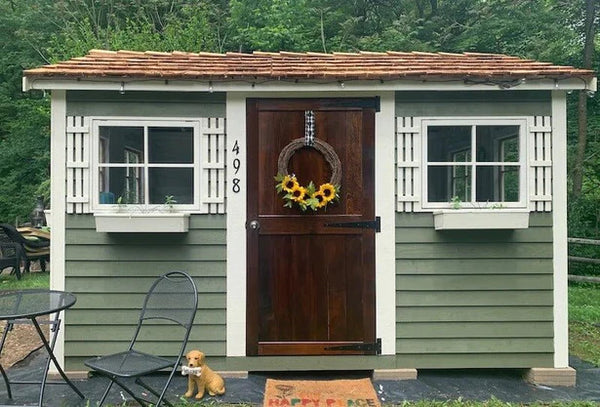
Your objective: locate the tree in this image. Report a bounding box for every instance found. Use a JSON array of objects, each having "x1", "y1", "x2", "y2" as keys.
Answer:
[{"x1": 572, "y1": 0, "x2": 596, "y2": 197}]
